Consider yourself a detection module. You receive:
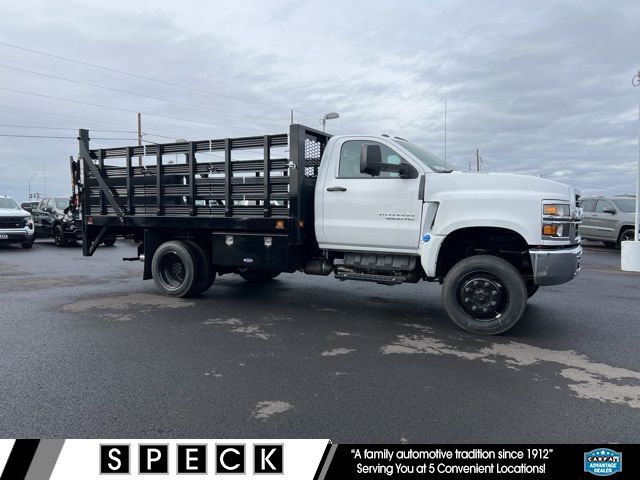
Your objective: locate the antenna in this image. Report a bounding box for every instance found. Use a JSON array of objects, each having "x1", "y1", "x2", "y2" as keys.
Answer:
[{"x1": 444, "y1": 96, "x2": 447, "y2": 170}]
